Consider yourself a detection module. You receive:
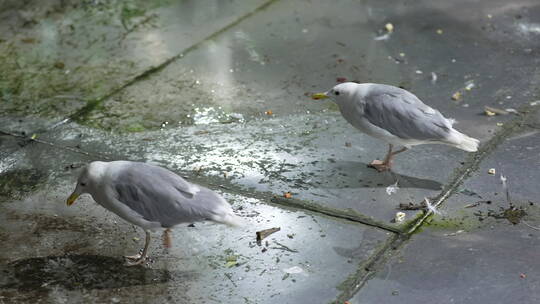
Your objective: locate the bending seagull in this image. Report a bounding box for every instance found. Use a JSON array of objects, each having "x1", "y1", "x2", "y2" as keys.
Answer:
[
  {"x1": 66, "y1": 161, "x2": 242, "y2": 266},
  {"x1": 313, "y1": 82, "x2": 479, "y2": 171}
]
